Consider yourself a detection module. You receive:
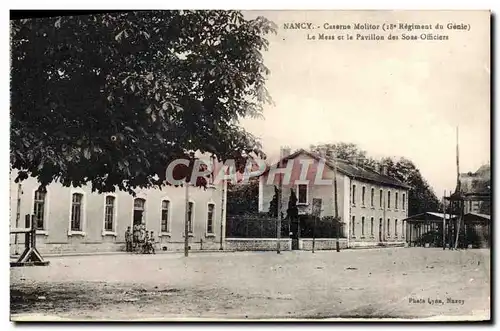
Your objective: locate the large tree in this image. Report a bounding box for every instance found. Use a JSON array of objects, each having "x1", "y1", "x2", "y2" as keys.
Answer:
[
  {"x1": 11, "y1": 11, "x2": 276, "y2": 193},
  {"x1": 310, "y1": 143, "x2": 442, "y2": 215}
]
